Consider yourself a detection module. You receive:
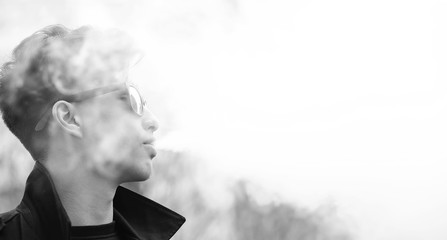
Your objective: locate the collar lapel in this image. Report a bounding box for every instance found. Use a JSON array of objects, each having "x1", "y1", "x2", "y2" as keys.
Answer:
[
  {"x1": 20, "y1": 162, "x2": 71, "y2": 240},
  {"x1": 113, "y1": 186, "x2": 186, "y2": 240}
]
